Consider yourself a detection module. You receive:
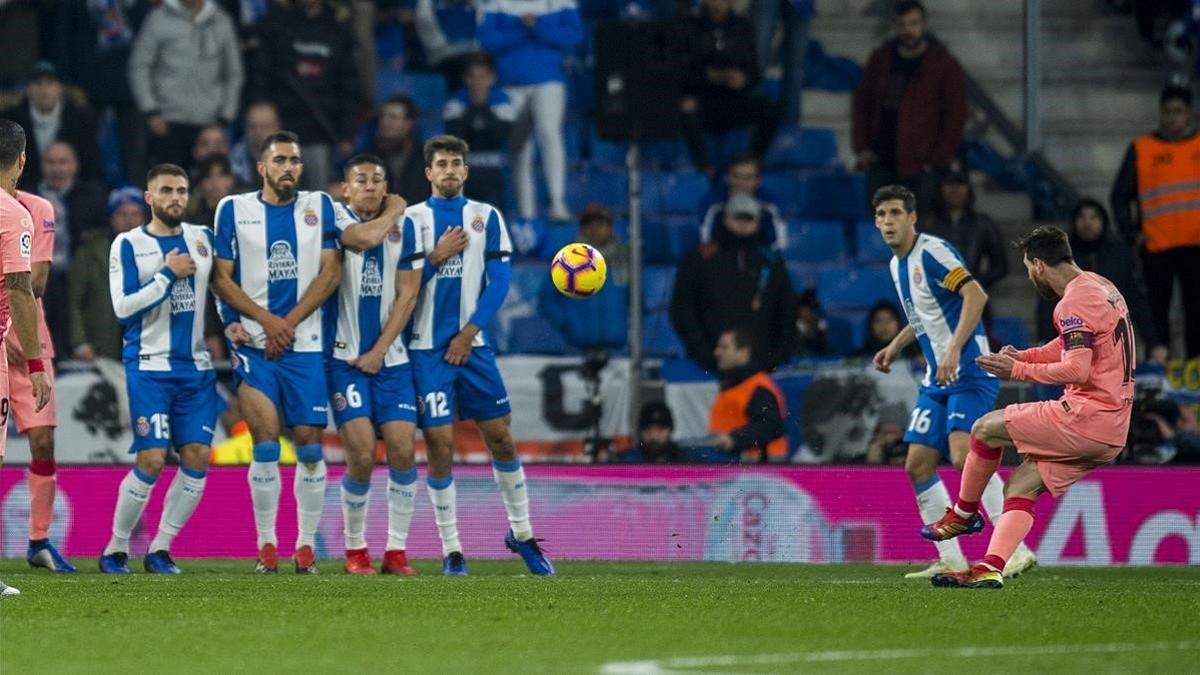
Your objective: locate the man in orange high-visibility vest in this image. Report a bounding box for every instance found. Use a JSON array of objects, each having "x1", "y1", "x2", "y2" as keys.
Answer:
[
  {"x1": 709, "y1": 326, "x2": 789, "y2": 463},
  {"x1": 1111, "y1": 84, "x2": 1200, "y2": 356}
]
